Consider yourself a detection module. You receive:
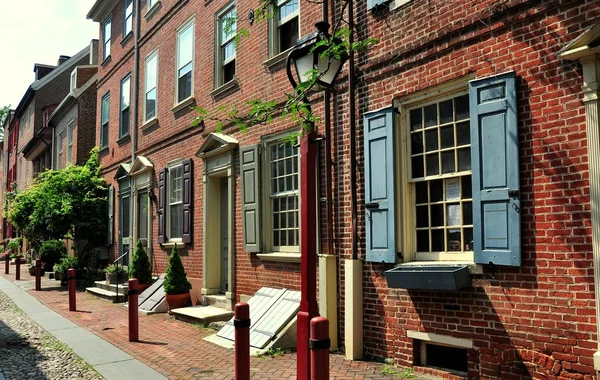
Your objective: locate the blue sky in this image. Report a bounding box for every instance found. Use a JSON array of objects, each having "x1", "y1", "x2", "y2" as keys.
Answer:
[{"x1": 0, "y1": 0, "x2": 98, "y2": 108}]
